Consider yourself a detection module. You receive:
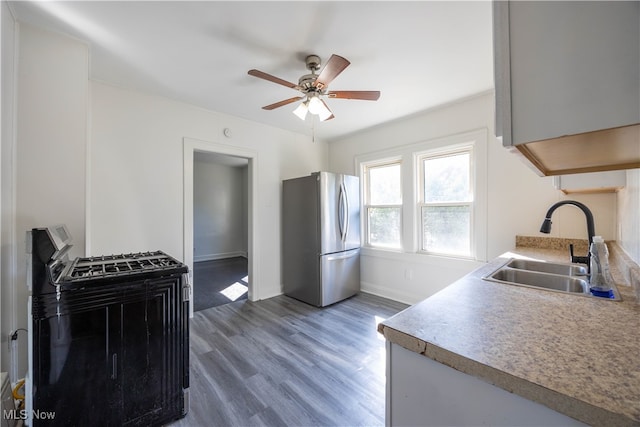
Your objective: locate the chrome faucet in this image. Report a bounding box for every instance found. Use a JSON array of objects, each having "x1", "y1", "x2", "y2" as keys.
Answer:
[{"x1": 539, "y1": 200, "x2": 595, "y2": 269}]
